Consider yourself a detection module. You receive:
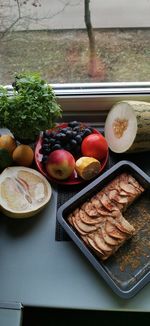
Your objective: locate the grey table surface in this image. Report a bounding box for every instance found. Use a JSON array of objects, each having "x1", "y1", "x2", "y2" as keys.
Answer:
[
  {"x1": 0, "y1": 306, "x2": 22, "y2": 326},
  {"x1": 0, "y1": 155, "x2": 150, "y2": 312}
]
